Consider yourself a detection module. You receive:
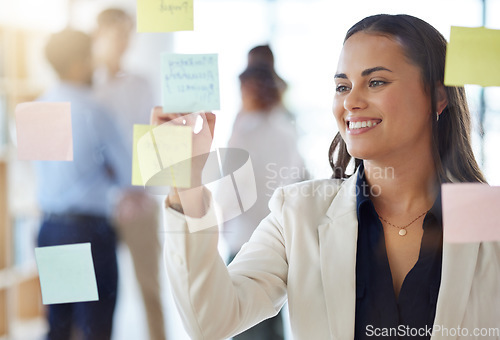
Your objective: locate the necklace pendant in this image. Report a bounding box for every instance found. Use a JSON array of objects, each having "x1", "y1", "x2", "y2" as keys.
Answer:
[{"x1": 399, "y1": 229, "x2": 407, "y2": 236}]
